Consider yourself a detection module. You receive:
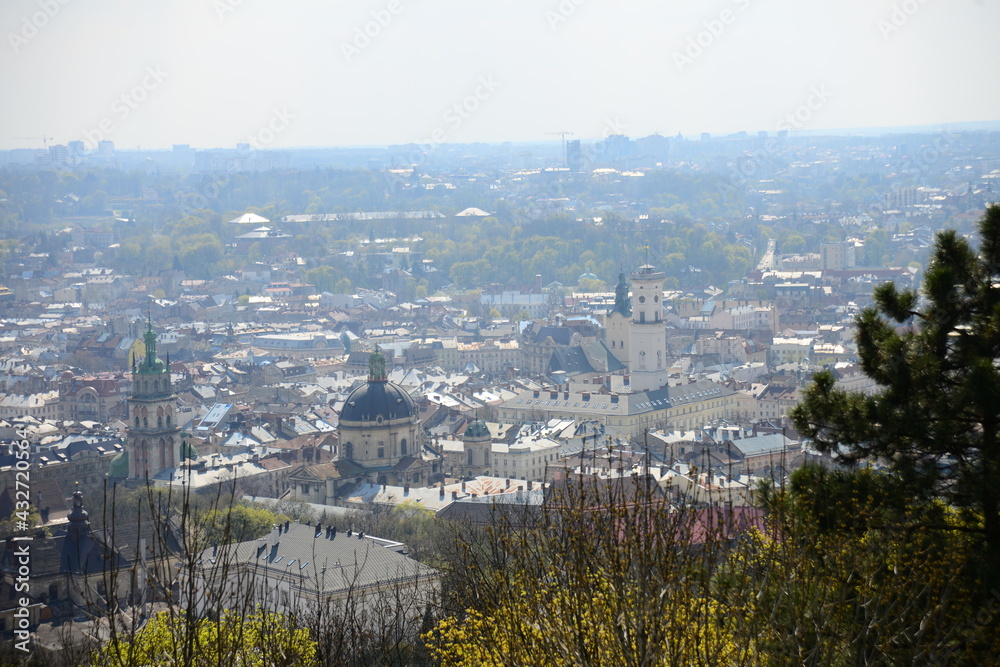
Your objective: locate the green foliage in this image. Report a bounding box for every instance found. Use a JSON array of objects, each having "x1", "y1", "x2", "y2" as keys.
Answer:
[
  {"x1": 428, "y1": 471, "x2": 995, "y2": 665},
  {"x1": 0, "y1": 504, "x2": 45, "y2": 539},
  {"x1": 201, "y1": 504, "x2": 287, "y2": 545},
  {"x1": 93, "y1": 609, "x2": 316, "y2": 666},
  {"x1": 792, "y1": 204, "x2": 1000, "y2": 588}
]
